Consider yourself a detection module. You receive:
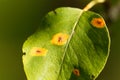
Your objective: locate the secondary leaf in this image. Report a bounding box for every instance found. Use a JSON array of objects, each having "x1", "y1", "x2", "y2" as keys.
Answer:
[{"x1": 22, "y1": 7, "x2": 110, "y2": 80}]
